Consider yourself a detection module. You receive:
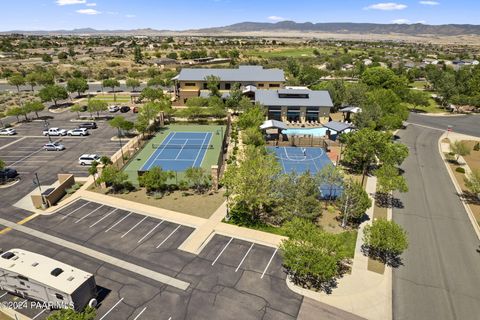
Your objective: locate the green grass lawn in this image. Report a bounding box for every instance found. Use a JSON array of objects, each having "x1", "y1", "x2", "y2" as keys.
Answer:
[
  {"x1": 123, "y1": 124, "x2": 226, "y2": 185},
  {"x1": 93, "y1": 94, "x2": 131, "y2": 103},
  {"x1": 407, "y1": 98, "x2": 445, "y2": 114},
  {"x1": 411, "y1": 81, "x2": 428, "y2": 90},
  {"x1": 244, "y1": 47, "x2": 318, "y2": 58}
]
